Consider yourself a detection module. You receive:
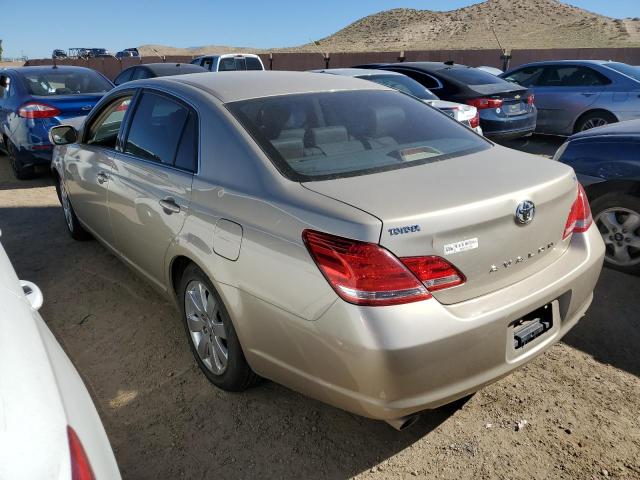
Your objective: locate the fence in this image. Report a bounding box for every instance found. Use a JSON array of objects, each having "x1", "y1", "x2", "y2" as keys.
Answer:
[{"x1": 24, "y1": 48, "x2": 640, "y2": 80}]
